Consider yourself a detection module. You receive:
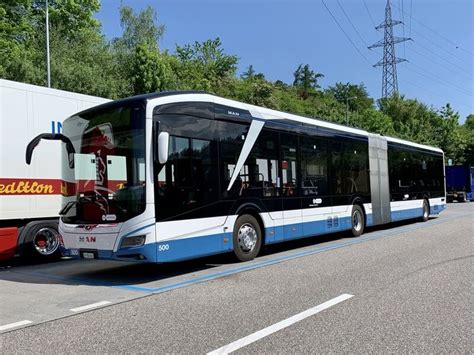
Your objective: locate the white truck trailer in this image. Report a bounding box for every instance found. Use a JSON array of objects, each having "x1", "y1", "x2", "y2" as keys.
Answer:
[{"x1": 0, "y1": 79, "x2": 109, "y2": 261}]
